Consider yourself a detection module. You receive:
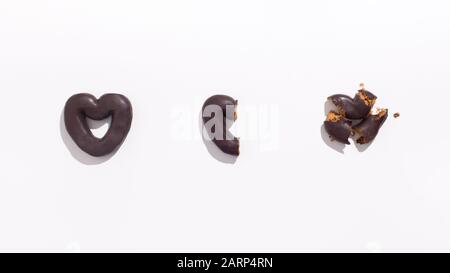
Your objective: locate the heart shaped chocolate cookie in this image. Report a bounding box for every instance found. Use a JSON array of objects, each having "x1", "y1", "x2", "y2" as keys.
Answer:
[{"x1": 64, "y1": 93, "x2": 133, "y2": 157}]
